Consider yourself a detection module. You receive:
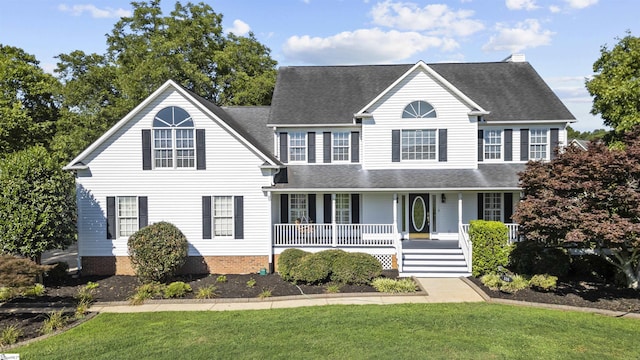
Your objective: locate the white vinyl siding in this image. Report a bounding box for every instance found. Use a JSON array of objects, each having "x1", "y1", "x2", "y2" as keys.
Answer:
[{"x1": 75, "y1": 87, "x2": 272, "y2": 257}]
